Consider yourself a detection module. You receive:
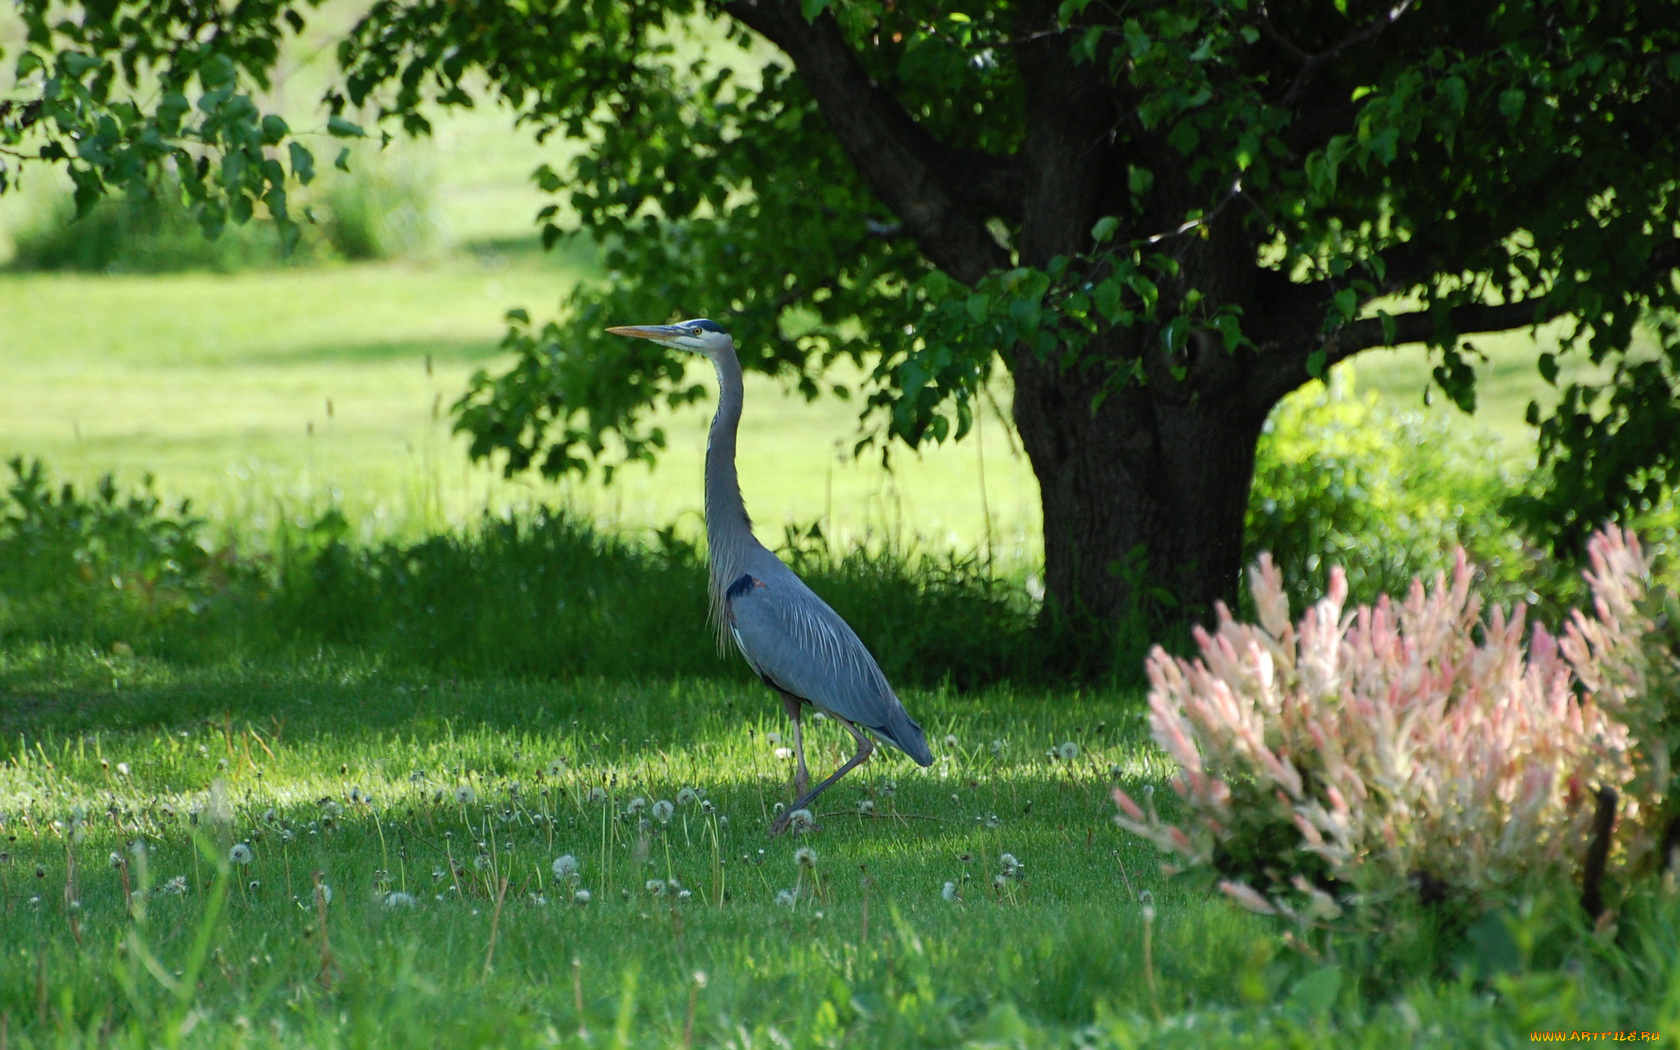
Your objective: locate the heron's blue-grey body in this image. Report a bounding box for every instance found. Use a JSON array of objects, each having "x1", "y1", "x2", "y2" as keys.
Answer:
[{"x1": 606, "y1": 318, "x2": 933, "y2": 833}]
